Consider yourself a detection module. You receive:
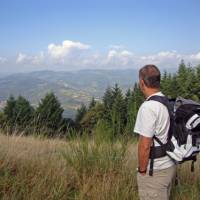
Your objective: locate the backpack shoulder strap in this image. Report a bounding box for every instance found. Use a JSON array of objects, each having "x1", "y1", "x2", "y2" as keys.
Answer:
[
  {"x1": 147, "y1": 95, "x2": 174, "y2": 141},
  {"x1": 147, "y1": 95, "x2": 170, "y2": 111}
]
